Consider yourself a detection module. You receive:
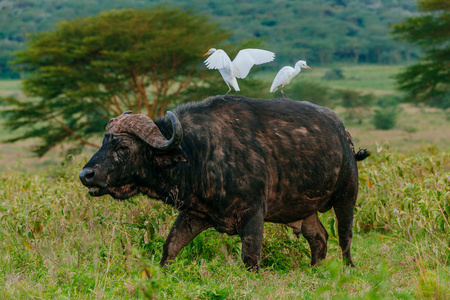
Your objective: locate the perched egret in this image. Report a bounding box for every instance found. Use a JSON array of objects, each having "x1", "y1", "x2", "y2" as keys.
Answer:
[
  {"x1": 203, "y1": 48, "x2": 275, "y2": 94},
  {"x1": 270, "y1": 60, "x2": 311, "y2": 99}
]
